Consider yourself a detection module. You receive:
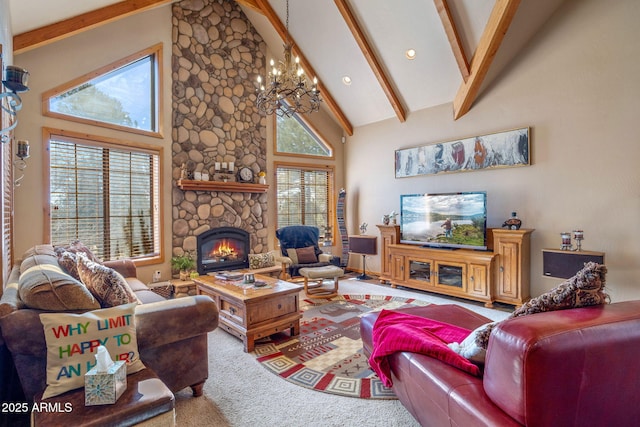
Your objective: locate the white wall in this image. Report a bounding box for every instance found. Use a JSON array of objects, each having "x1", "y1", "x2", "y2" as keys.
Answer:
[
  {"x1": 345, "y1": 0, "x2": 640, "y2": 301},
  {"x1": 0, "y1": 0, "x2": 11, "y2": 60}
]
